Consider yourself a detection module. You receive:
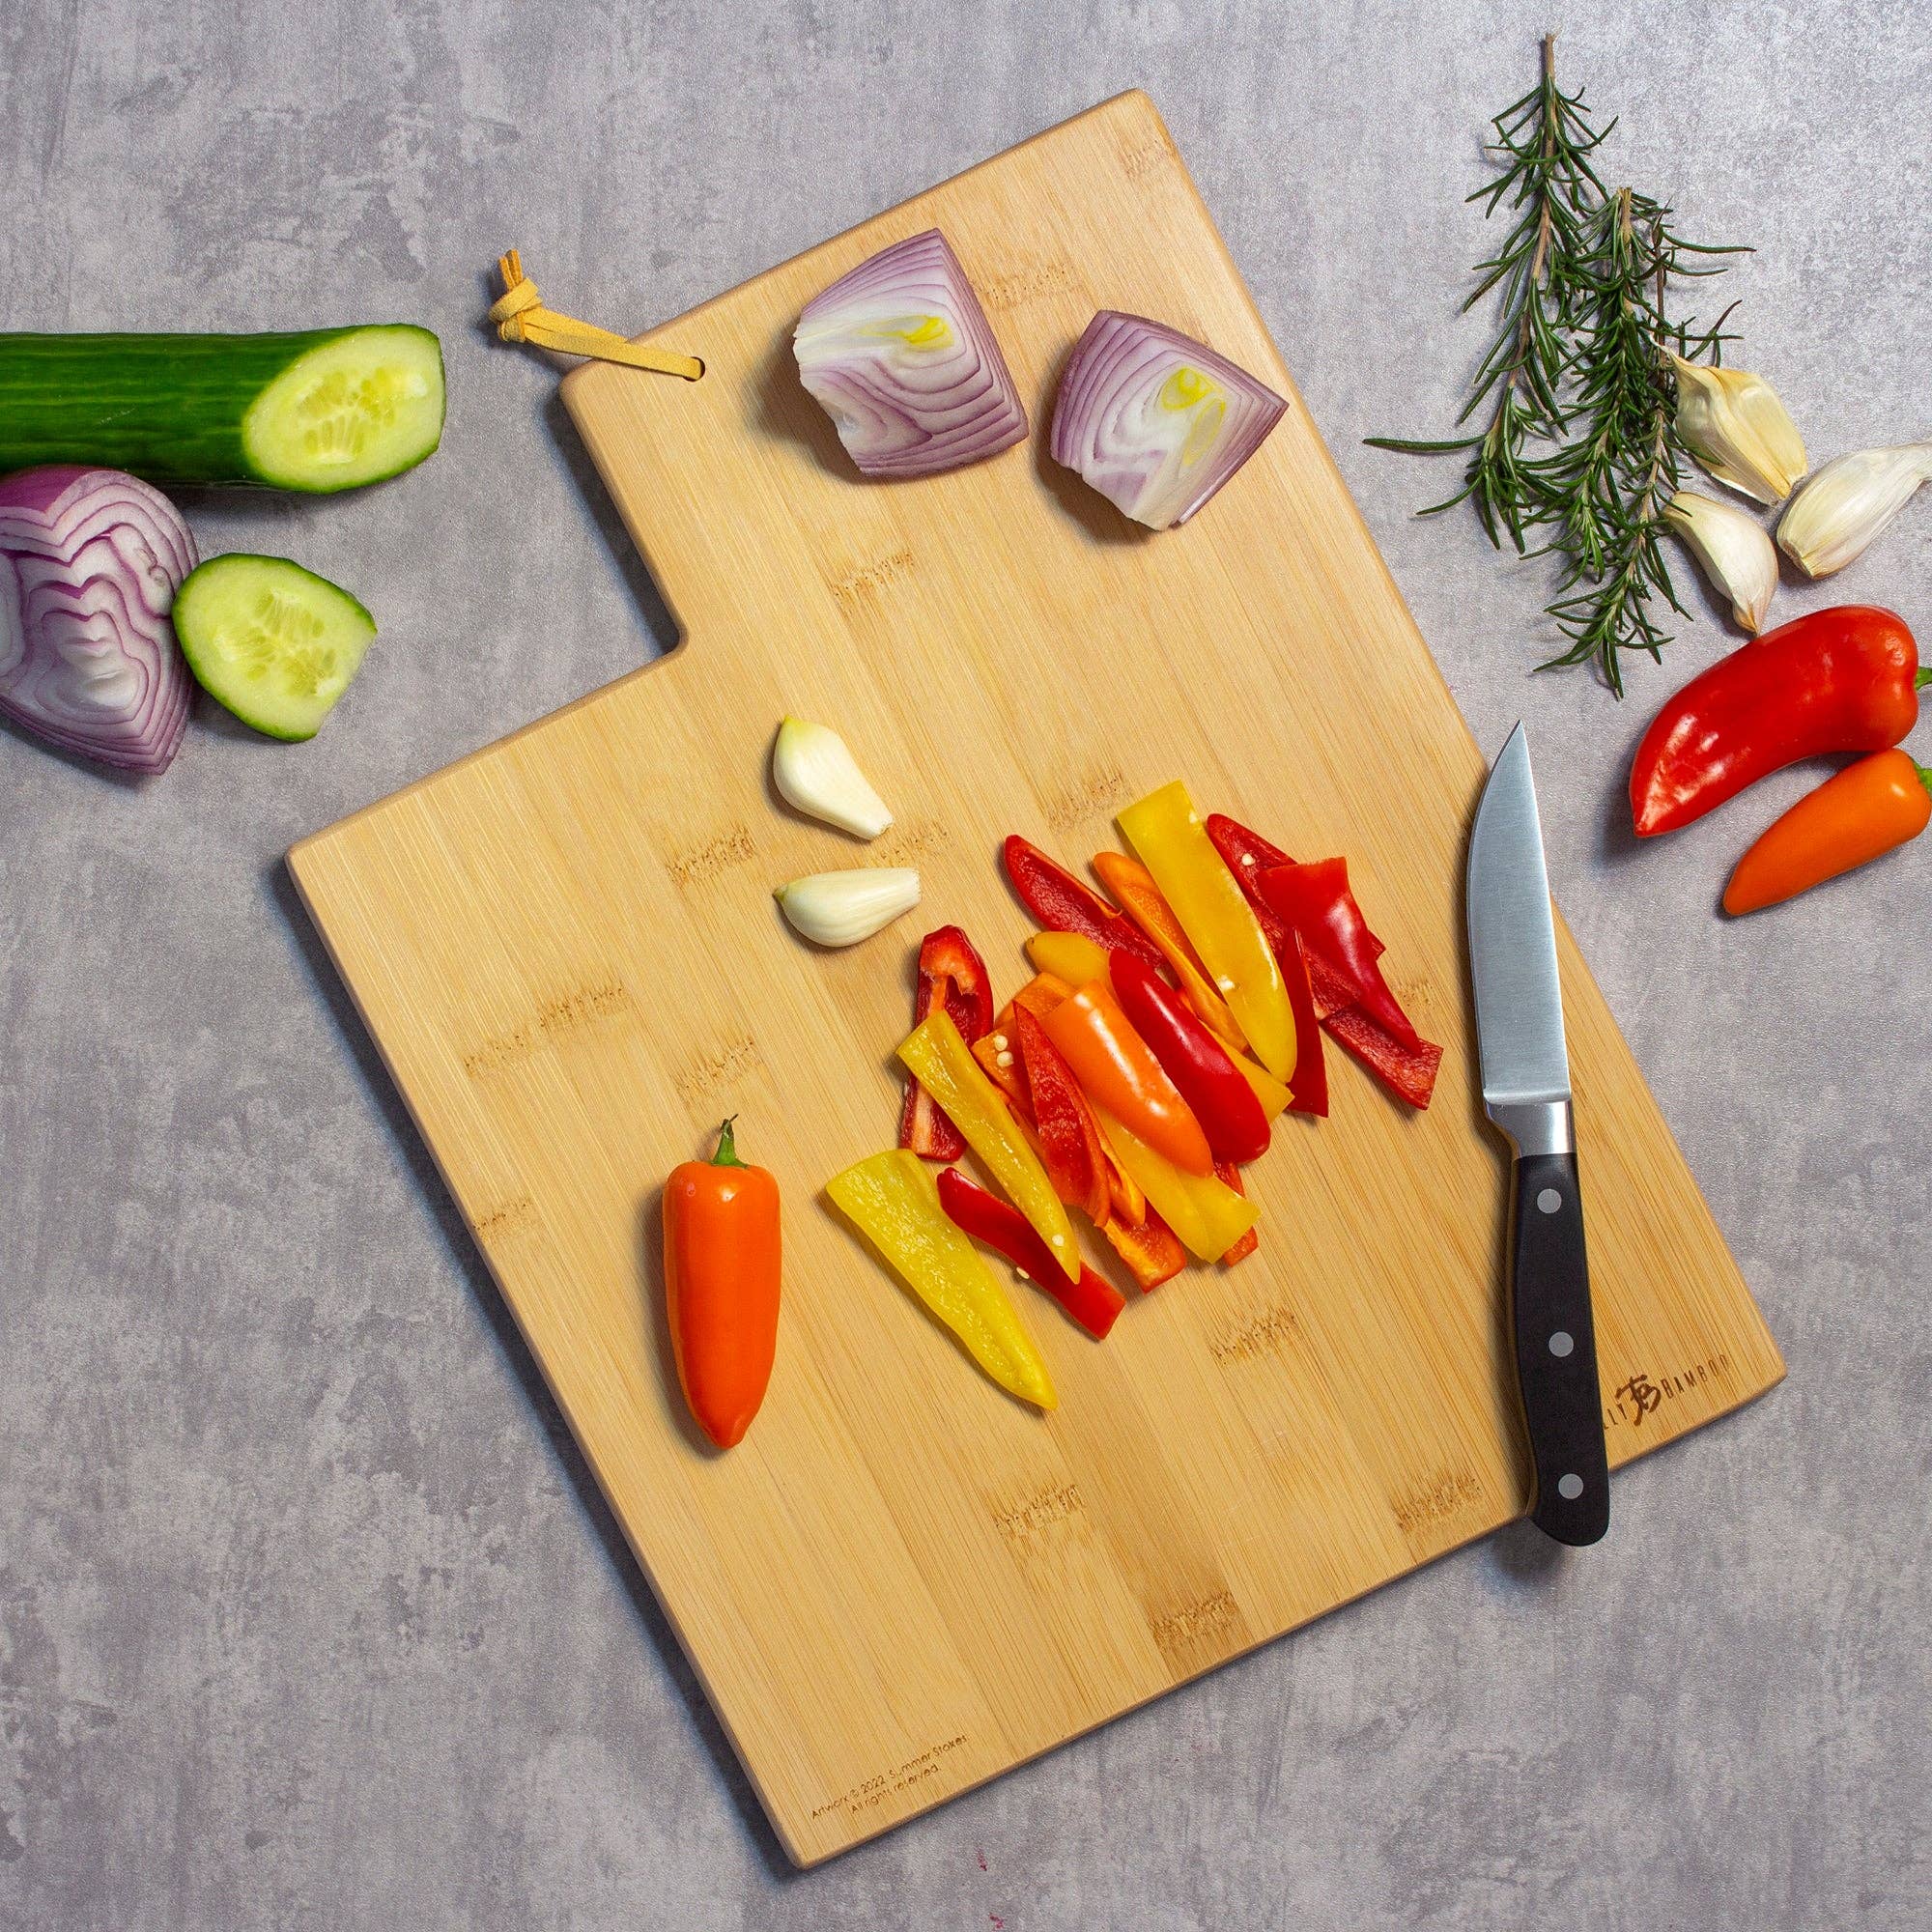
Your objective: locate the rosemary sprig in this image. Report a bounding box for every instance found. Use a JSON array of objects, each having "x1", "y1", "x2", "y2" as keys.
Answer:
[
  {"x1": 1368, "y1": 35, "x2": 1604, "y2": 551},
  {"x1": 1370, "y1": 36, "x2": 1748, "y2": 692},
  {"x1": 1538, "y1": 192, "x2": 1738, "y2": 691}
]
